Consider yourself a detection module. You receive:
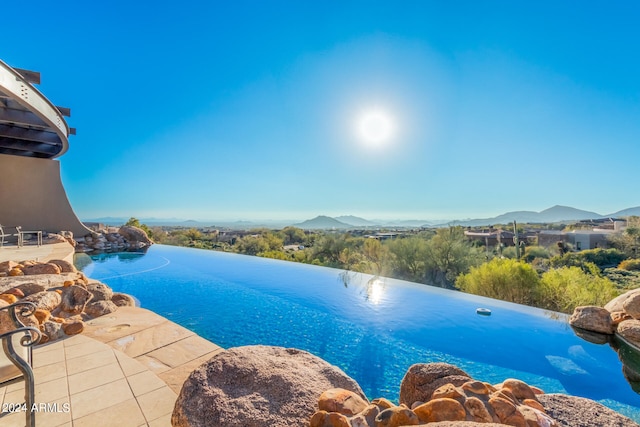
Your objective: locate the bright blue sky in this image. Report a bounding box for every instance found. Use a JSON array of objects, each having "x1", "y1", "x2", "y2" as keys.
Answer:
[{"x1": 4, "y1": 1, "x2": 640, "y2": 221}]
